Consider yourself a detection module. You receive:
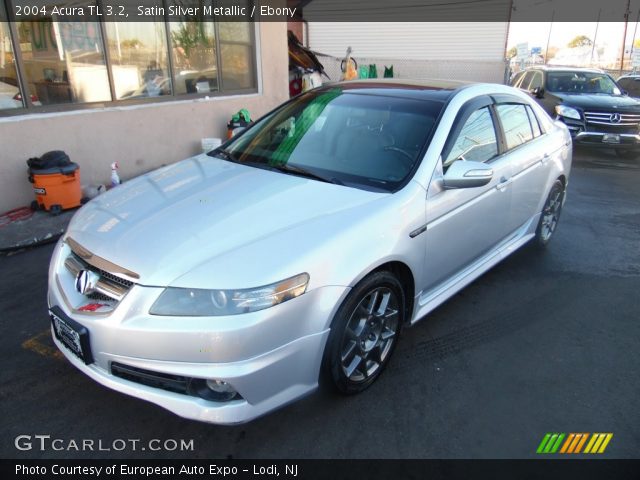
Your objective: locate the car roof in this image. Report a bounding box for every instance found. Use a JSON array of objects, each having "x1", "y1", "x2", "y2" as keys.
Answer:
[
  {"x1": 522, "y1": 66, "x2": 606, "y2": 74},
  {"x1": 317, "y1": 78, "x2": 470, "y2": 102}
]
